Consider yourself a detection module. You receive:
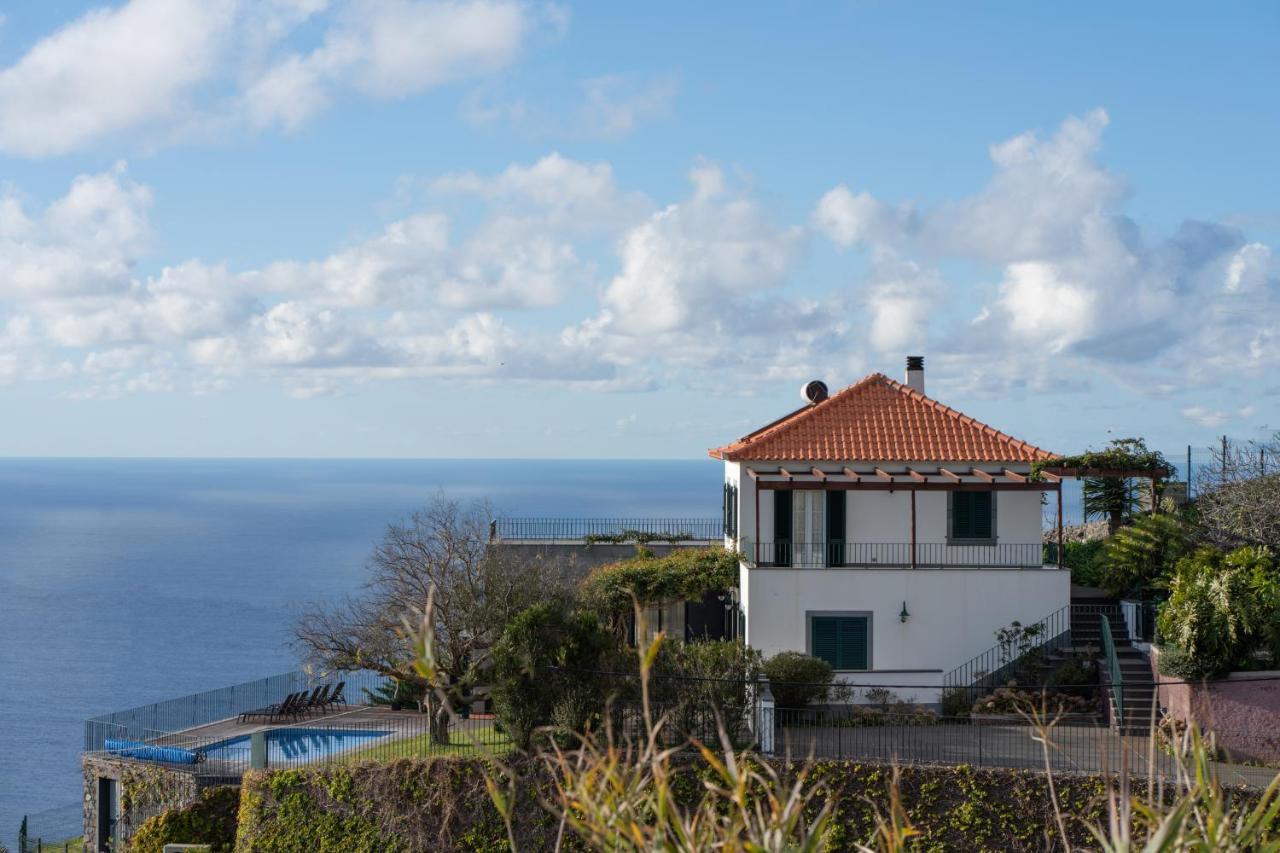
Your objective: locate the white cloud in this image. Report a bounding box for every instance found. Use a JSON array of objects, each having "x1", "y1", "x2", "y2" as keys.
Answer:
[
  {"x1": 1180, "y1": 405, "x2": 1228, "y2": 429},
  {"x1": 594, "y1": 161, "x2": 805, "y2": 337},
  {"x1": 1, "y1": 129, "x2": 1274, "y2": 408},
  {"x1": 460, "y1": 70, "x2": 677, "y2": 140},
  {"x1": 0, "y1": 0, "x2": 551, "y2": 155},
  {"x1": 812, "y1": 109, "x2": 1280, "y2": 395},
  {"x1": 430, "y1": 152, "x2": 649, "y2": 230},
  {"x1": 578, "y1": 72, "x2": 678, "y2": 138},
  {"x1": 863, "y1": 252, "x2": 944, "y2": 353},
  {"x1": 0, "y1": 0, "x2": 236, "y2": 156}
]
